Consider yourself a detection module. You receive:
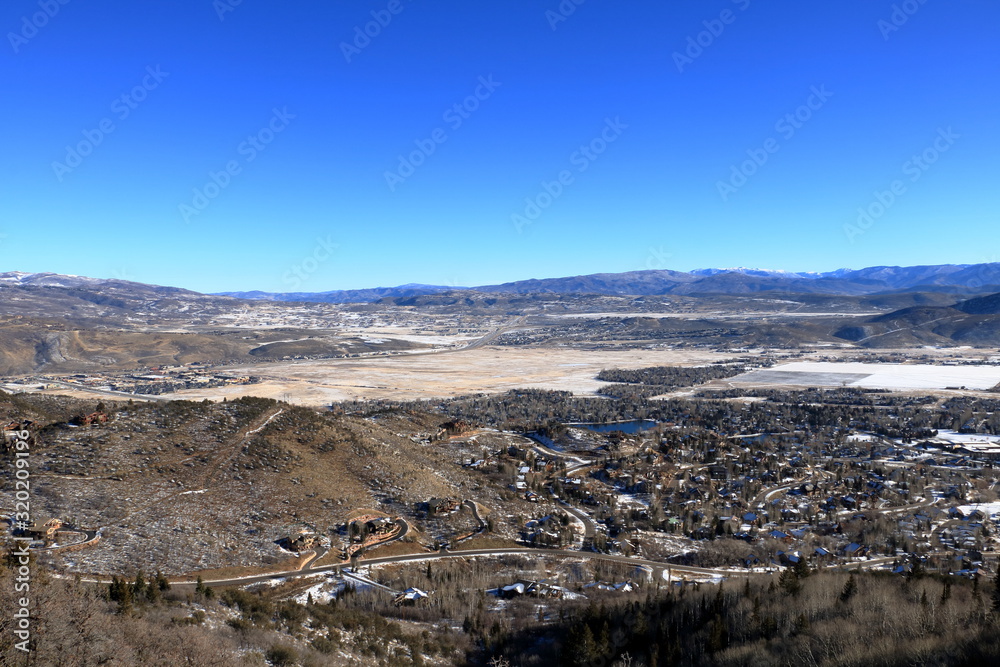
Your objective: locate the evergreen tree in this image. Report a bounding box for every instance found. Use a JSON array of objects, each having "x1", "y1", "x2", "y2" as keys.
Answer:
[
  {"x1": 564, "y1": 623, "x2": 598, "y2": 666},
  {"x1": 793, "y1": 556, "x2": 811, "y2": 579},
  {"x1": 840, "y1": 573, "x2": 858, "y2": 602},
  {"x1": 131, "y1": 571, "x2": 147, "y2": 599},
  {"x1": 992, "y1": 570, "x2": 1000, "y2": 614},
  {"x1": 779, "y1": 568, "x2": 802, "y2": 596}
]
